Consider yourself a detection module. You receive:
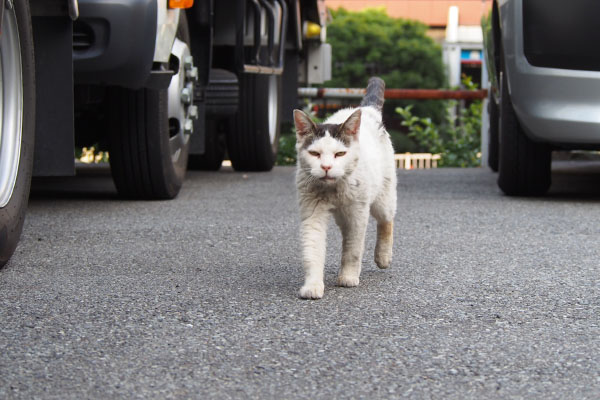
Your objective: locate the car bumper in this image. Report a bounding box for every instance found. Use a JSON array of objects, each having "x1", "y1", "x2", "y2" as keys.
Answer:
[{"x1": 500, "y1": 0, "x2": 600, "y2": 146}]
